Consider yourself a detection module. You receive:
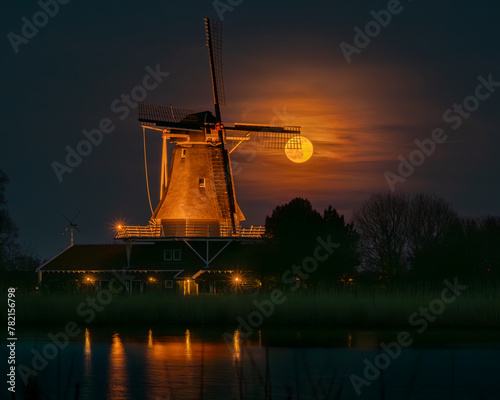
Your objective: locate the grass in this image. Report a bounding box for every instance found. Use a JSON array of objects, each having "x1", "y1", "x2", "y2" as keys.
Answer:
[{"x1": 10, "y1": 281, "x2": 500, "y2": 328}]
